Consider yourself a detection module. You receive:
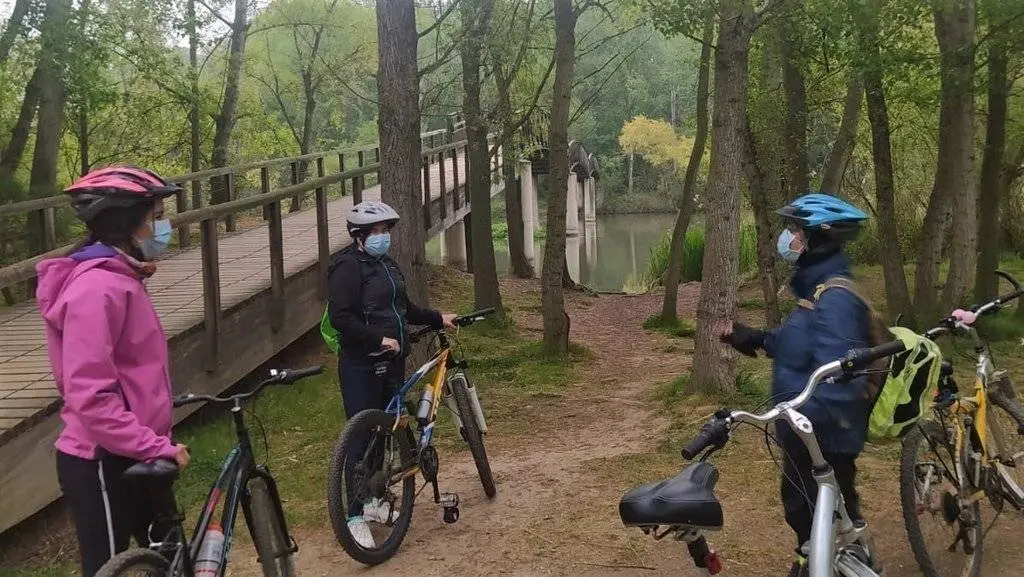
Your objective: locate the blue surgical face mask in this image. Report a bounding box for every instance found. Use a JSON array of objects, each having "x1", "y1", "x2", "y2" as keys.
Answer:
[
  {"x1": 139, "y1": 218, "x2": 172, "y2": 260},
  {"x1": 776, "y1": 229, "x2": 803, "y2": 264},
  {"x1": 364, "y1": 232, "x2": 391, "y2": 257}
]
